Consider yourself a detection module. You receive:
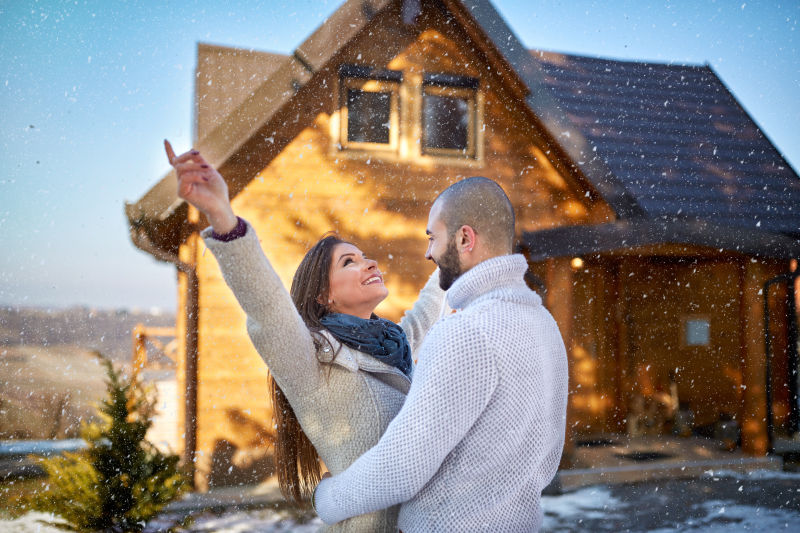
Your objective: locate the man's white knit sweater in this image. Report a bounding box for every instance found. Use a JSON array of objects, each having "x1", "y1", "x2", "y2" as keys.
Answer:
[{"x1": 314, "y1": 254, "x2": 568, "y2": 532}]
